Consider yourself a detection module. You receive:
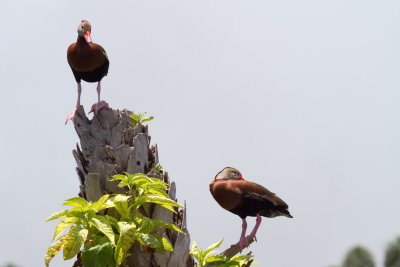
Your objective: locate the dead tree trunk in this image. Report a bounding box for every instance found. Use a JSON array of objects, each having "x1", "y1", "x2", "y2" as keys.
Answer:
[{"x1": 72, "y1": 106, "x2": 195, "y2": 267}]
